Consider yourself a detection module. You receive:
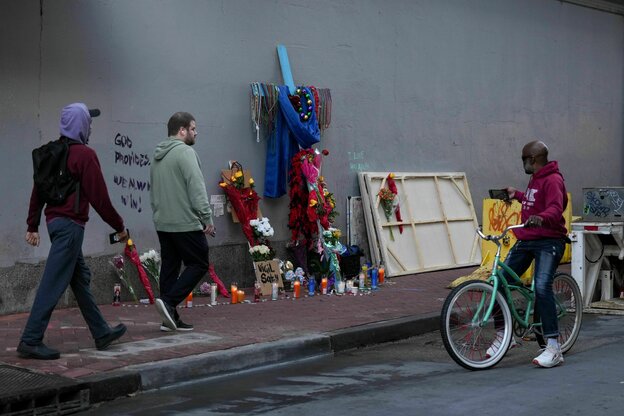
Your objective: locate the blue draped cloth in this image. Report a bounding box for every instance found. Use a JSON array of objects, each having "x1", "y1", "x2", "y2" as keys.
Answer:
[{"x1": 264, "y1": 86, "x2": 320, "y2": 198}]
